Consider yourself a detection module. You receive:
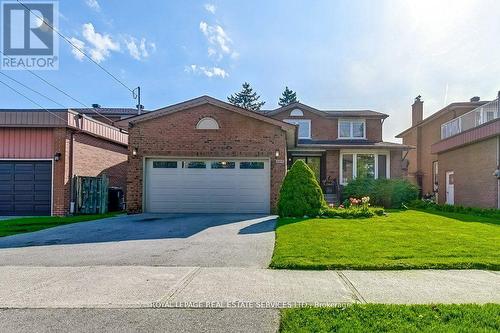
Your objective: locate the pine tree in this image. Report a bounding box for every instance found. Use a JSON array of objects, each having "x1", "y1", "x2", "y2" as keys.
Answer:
[
  {"x1": 278, "y1": 86, "x2": 299, "y2": 107},
  {"x1": 227, "y1": 82, "x2": 266, "y2": 111}
]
